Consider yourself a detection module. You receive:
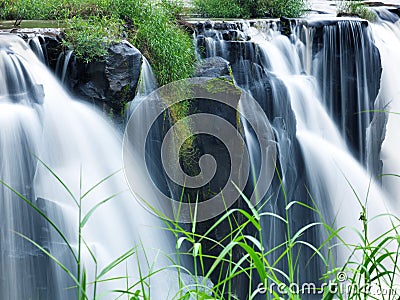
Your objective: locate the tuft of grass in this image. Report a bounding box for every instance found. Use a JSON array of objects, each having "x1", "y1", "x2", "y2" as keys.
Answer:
[
  {"x1": 127, "y1": 1, "x2": 195, "y2": 86},
  {"x1": 148, "y1": 168, "x2": 400, "y2": 299},
  {"x1": 337, "y1": 0, "x2": 377, "y2": 22}
]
